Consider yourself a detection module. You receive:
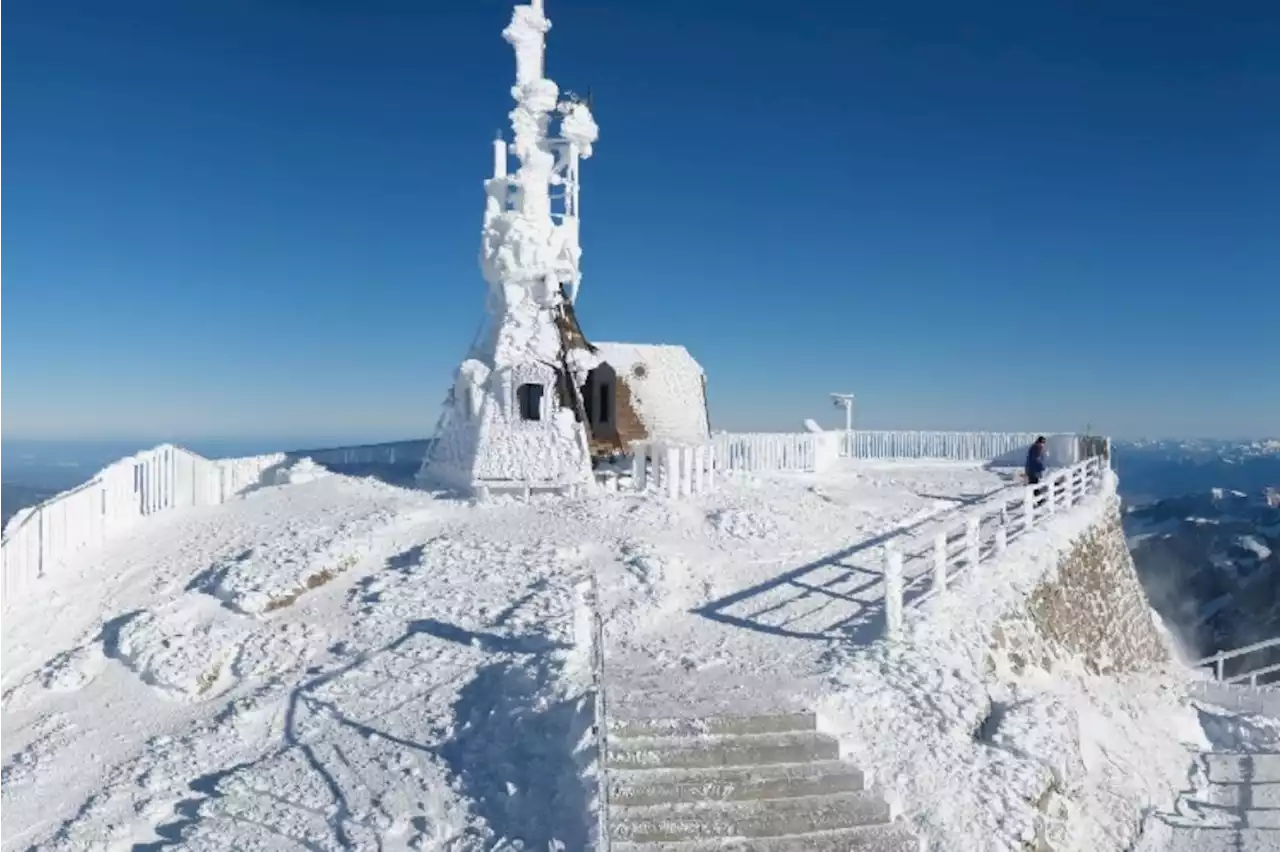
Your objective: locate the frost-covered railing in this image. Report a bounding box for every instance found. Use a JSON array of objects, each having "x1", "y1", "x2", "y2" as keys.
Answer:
[
  {"x1": 881, "y1": 455, "x2": 1109, "y2": 638},
  {"x1": 711, "y1": 432, "x2": 840, "y2": 474},
  {"x1": 712, "y1": 430, "x2": 1093, "y2": 474},
  {"x1": 622, "y1": 442, "x2": 717, "y2": 498},
  {"x1": 575, "y1": 573, "x2": 612, "y2": 850},
  {"x1": 288, "y1": 439, "x2": 433, "y2": 468},
  {"x1": 1, "y1": 445, "x2": 284, "y2": 607},
  {"x1": 1197, "y1": 637, "x2": 1280, "y2": 686},
  {"x1": 841, "y1": 430, "x2": 1065, "y2": 462}
]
